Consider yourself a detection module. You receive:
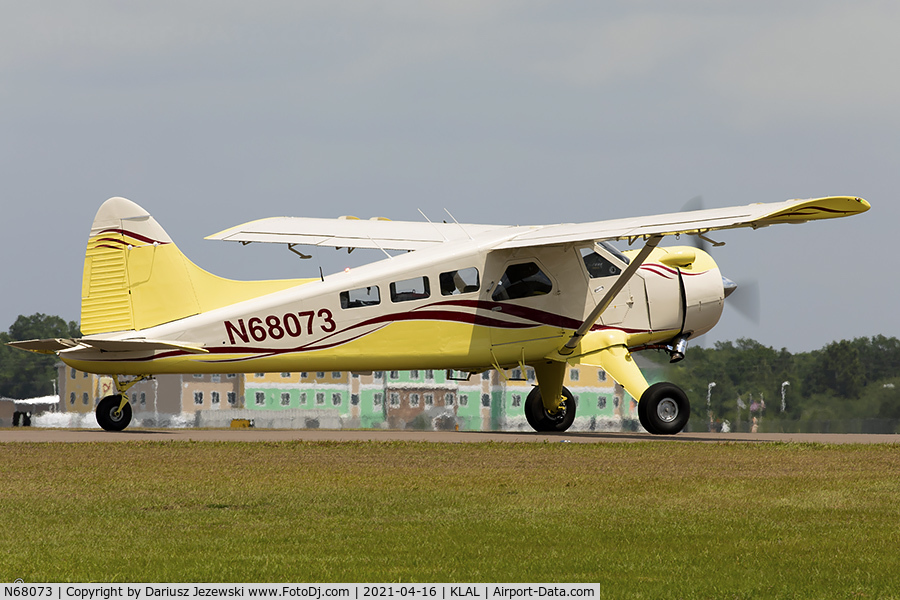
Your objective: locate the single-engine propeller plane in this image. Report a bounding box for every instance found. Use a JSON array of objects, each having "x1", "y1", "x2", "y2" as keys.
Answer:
[{"x1": 10, "y1": 195, "x2": 869, "y2": 433}]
